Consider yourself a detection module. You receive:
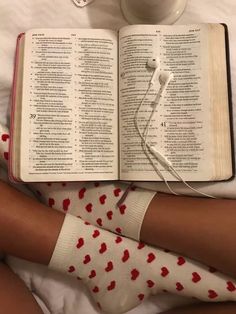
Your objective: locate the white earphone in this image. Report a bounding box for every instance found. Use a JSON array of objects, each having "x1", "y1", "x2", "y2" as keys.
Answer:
[
  {"x1": 135, "y1": 58, "x2": 174, "y2": 168},
  {"x1": 159, "y1": 71, "x2": 174, "y2": 91},
  {"x1": 147, "y1": 57, "x2": 160, "y2": 86},
  {"x1": 133, "y1": 56, "x2": 216, "y2": 199}
]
